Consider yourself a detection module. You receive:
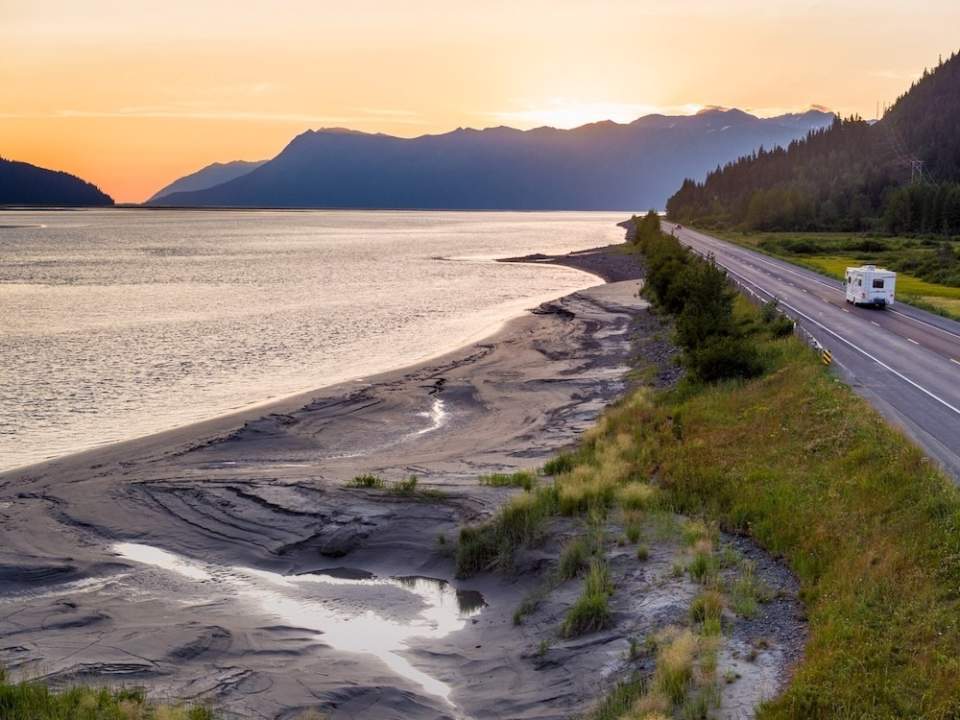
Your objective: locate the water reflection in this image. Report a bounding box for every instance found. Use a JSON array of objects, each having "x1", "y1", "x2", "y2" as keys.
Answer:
[{"x1": 113, "y1": 543, "x2": 485, "y2": 706}]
